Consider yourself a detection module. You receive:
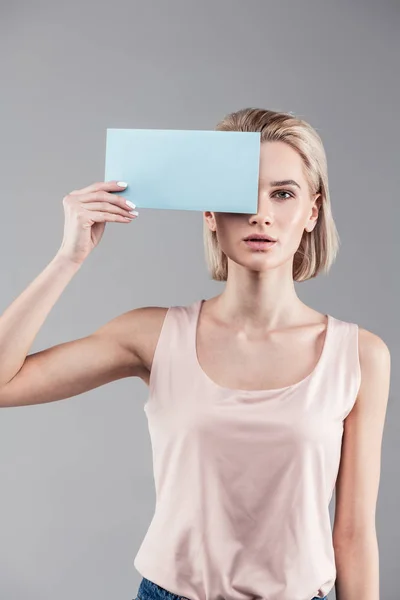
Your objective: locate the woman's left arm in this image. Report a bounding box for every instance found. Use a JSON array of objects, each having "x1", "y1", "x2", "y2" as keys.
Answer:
[{"x1": 332, "y1": 327, "x2": 391, "y2": 600}]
